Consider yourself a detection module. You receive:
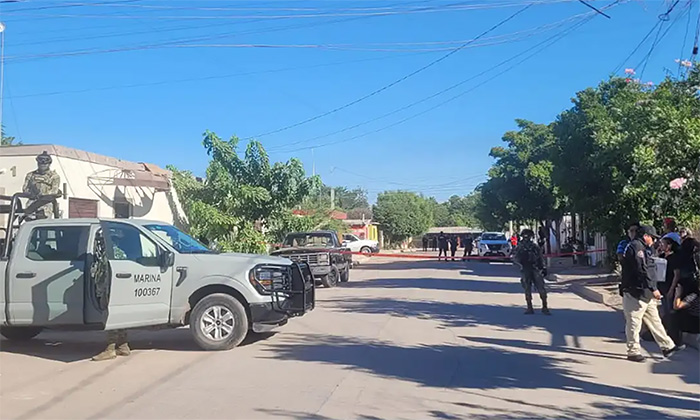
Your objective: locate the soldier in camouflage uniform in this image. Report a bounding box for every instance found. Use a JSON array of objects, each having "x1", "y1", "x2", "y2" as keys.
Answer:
[
  {"x1": 513, "y1": 229, "x2": 550, "y2": 315},
  {"x1": 22, "y1": 151, "x2": 62, "y2": 219},
  {"x1": 92, "y1": 230, "x2": 131, "y2": 361}
]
